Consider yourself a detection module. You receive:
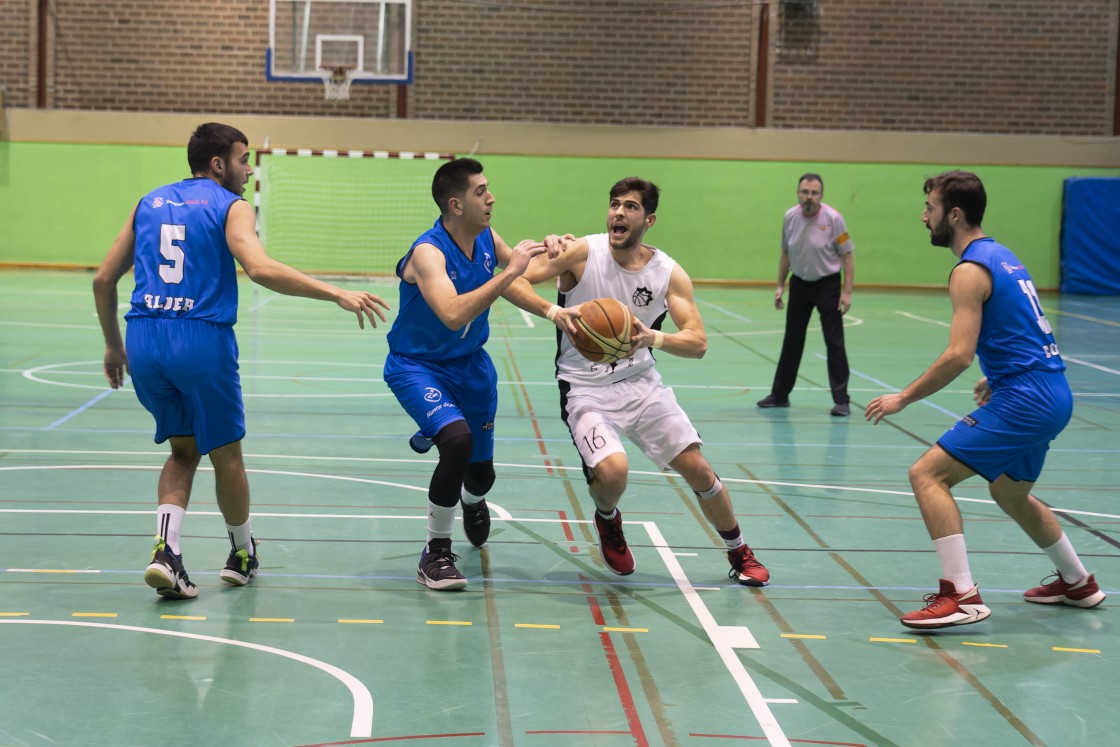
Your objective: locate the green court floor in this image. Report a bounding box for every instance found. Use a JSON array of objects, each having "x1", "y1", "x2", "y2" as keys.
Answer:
[{"x1": 1, "y1": 270, "x2": 1116, "y2": 747}]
